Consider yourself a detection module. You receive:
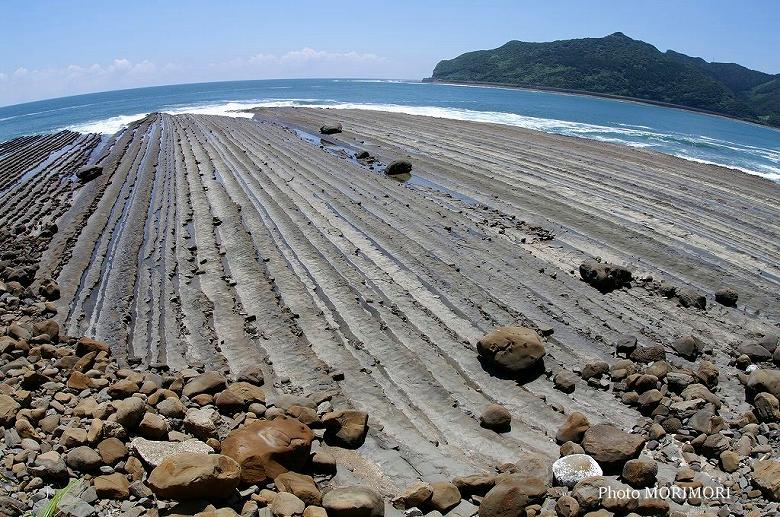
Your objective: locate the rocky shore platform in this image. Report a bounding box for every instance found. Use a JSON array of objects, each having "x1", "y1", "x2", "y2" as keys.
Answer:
[{"x1": 0, "y1": 108, "x2": 779, "y2": 516}]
